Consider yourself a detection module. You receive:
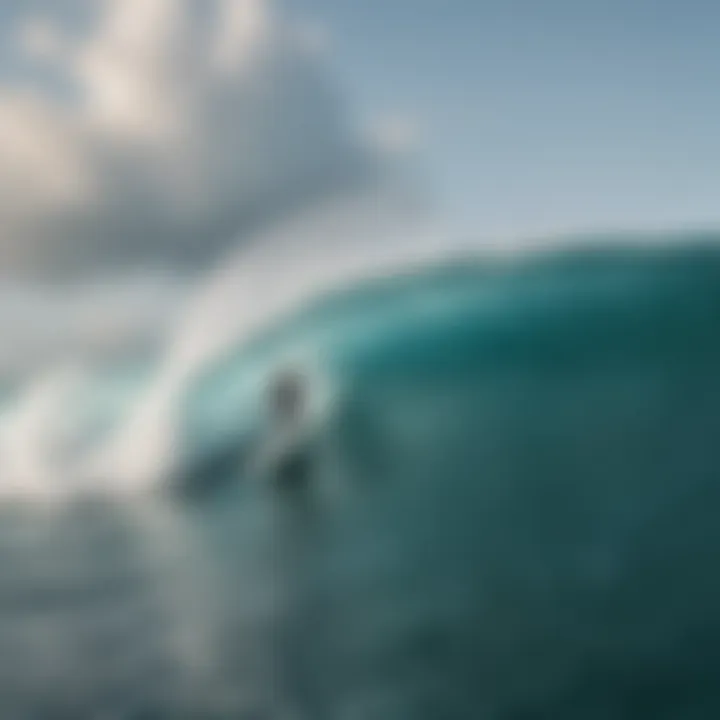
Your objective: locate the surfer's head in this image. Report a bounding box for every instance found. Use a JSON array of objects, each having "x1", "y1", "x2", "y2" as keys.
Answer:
[{"x1": 267, "y1": 368, "x2": 308, "y2": 426}]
